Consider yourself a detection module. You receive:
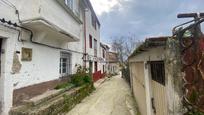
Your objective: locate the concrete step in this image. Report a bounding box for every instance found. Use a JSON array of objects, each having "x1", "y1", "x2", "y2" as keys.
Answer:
[
  {"x1": 9, "y1": 84, "x2": 94, "y2": 115},
  {"x1": 22, "y1": 85, "x2": 74, "y2": 107}
]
